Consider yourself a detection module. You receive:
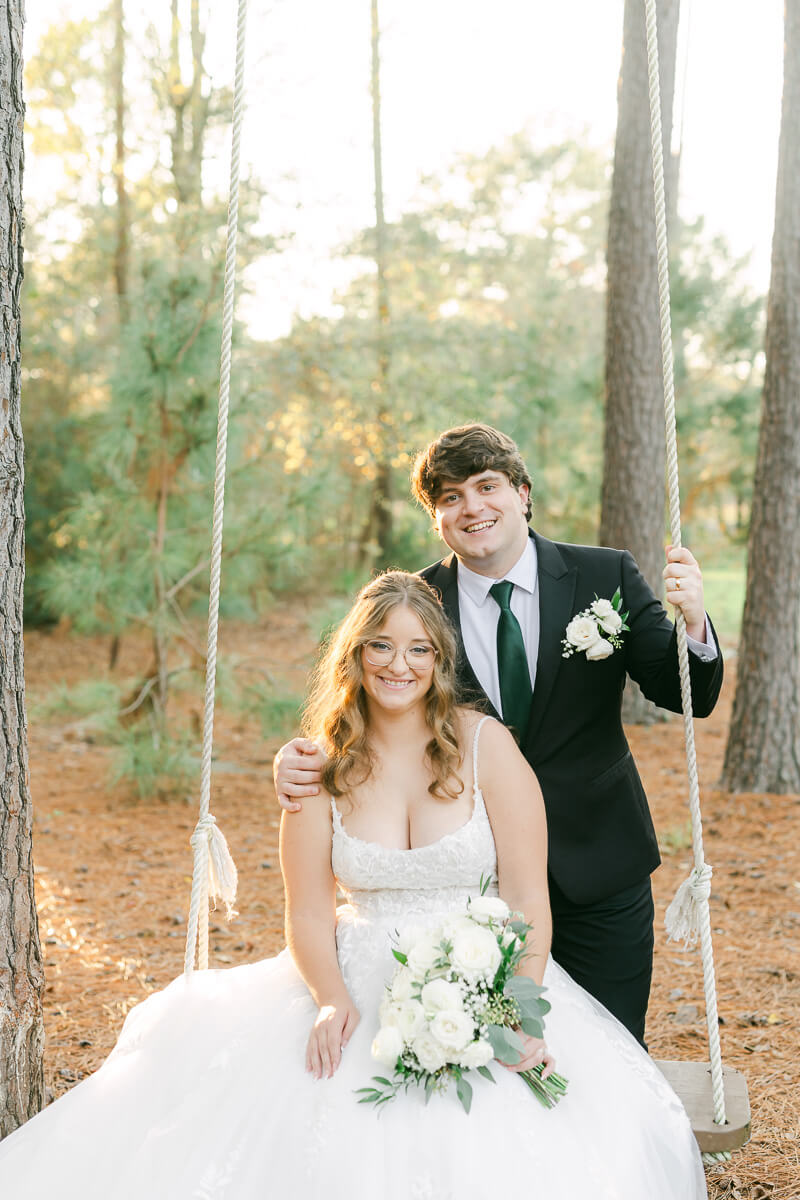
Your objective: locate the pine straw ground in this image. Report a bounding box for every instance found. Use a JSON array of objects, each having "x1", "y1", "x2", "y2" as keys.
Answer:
[{"x1": 23, "y1": 609, "x2": 800, "y2": 1200}]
